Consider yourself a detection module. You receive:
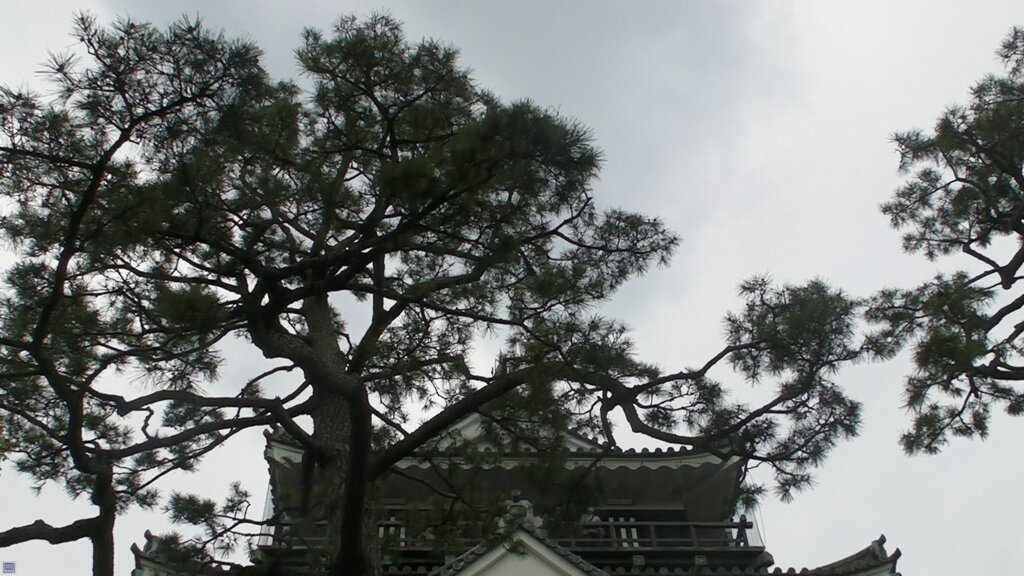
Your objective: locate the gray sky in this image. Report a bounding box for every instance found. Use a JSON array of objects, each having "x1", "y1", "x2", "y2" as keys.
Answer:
[{"x1": 2, "y1": 2, "x2": 1023, "y2": 574}]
